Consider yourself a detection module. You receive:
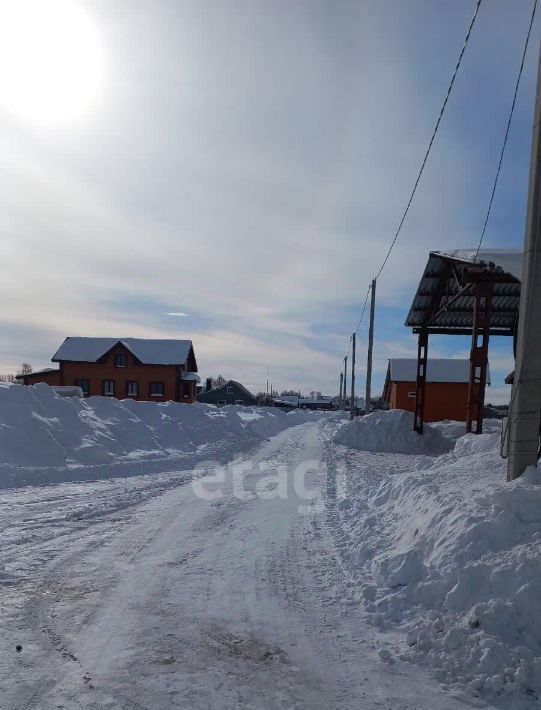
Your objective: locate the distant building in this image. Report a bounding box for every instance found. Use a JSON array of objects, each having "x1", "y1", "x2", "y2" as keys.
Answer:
[
  {"x1": 298, "y1": 396, "x2": 334, "y2": 410},
  {"x1": 331, "y1": 395, "x2": 365, "y2": 411},
  {"x1": 17, "y1": 367, "x2": 61, "y2": 387},
  {"x1": 272, "y1": 399, "x2": 297, "y2": 409},
  {"x1": 197, "y1": 378, "x2": 257, "y2": 407},
  {"x1": 274, "y1": 395, "x2": 299, "y2": 407},
  {"x1": 383, "y1": 358, "x2": 489, "y2": 422},
  {"x1": 19, "y1": 337, "x2": 199, "y2": 403},
  {"x1": 279, "y1": 395, "x2": 300, "y2": 404}
]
